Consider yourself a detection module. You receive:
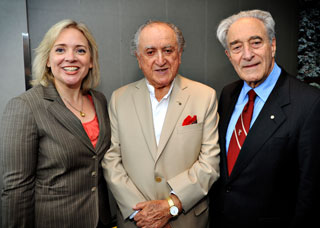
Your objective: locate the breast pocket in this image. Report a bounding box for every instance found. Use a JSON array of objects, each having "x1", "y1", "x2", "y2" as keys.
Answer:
[
  {"x1": 267, "y1": 136, "x2": 290, "y2": 153},
  {"x1": 174, "y1": 123, "x2": 203, "y2": 157},
  {"x1": 177, "y1": 122, "x2": 203, "y2": 134}
]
